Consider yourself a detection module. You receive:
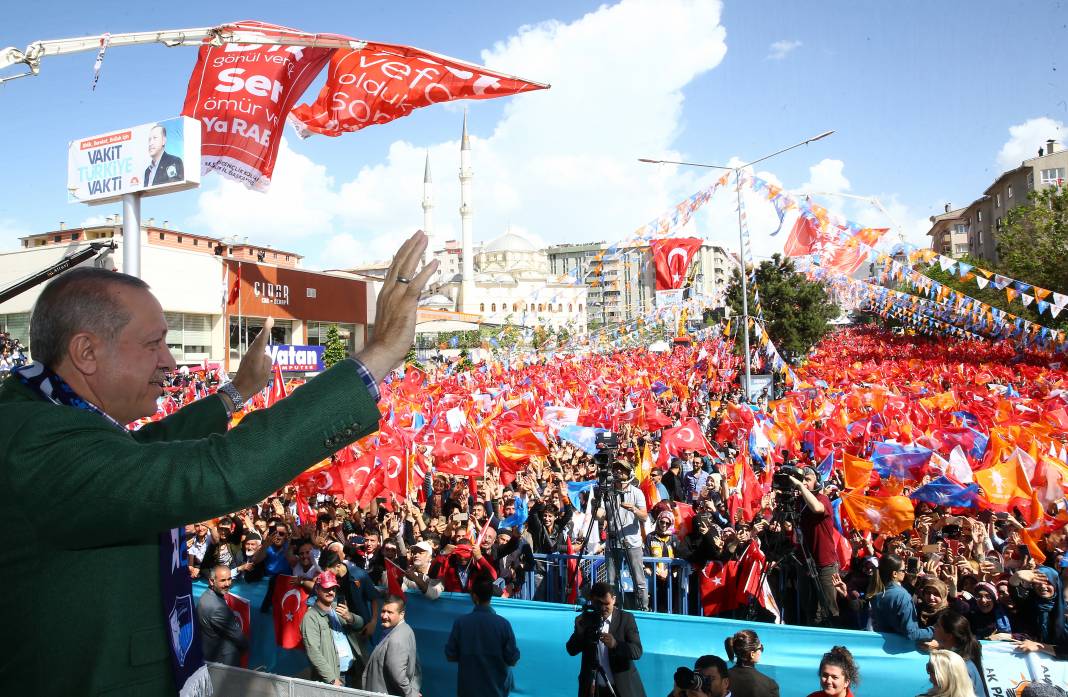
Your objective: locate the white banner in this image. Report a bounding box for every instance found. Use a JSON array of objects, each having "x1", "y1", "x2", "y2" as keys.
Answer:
[
  {"x1": 982, "y1": 641, "x2": 1068, "y2": 695},
  {"x1": 67, "y1": 116, "x2": 201, "y2": 204}
]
